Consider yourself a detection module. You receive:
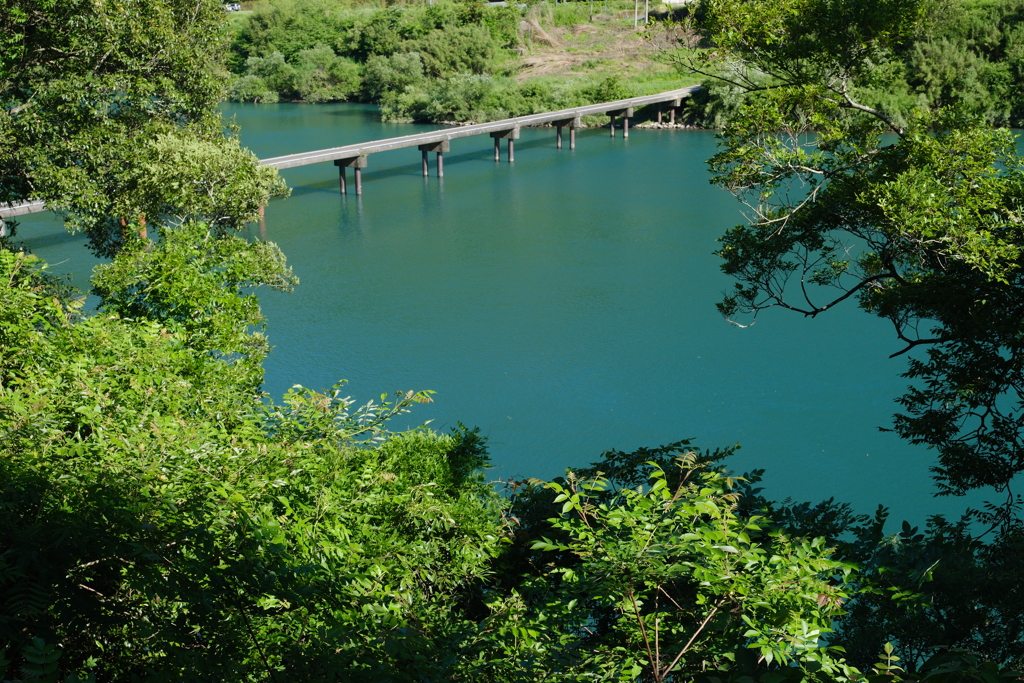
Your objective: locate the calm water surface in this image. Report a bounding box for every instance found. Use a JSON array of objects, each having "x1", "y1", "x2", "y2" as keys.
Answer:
[{"x1": 18, "y1": 103, "x2": 976, "y2": 523}]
